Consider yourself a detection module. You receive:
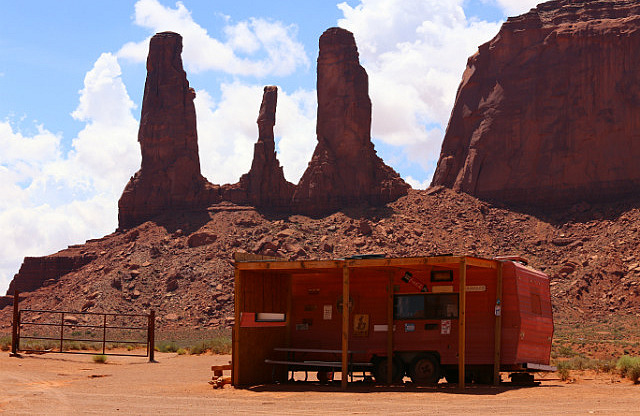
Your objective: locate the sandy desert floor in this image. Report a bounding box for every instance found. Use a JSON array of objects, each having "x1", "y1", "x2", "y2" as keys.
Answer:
[{"x1": 2, "y1": 351, "x2": 640, "y2": 415}]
